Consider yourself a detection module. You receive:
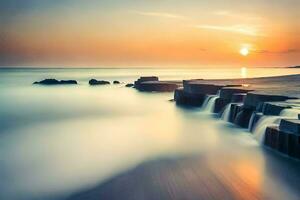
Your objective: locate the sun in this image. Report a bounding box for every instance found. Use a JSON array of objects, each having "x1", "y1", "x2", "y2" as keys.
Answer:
[{"x1": 240, "y1": 47, "x2": 249, "y2": 56}]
